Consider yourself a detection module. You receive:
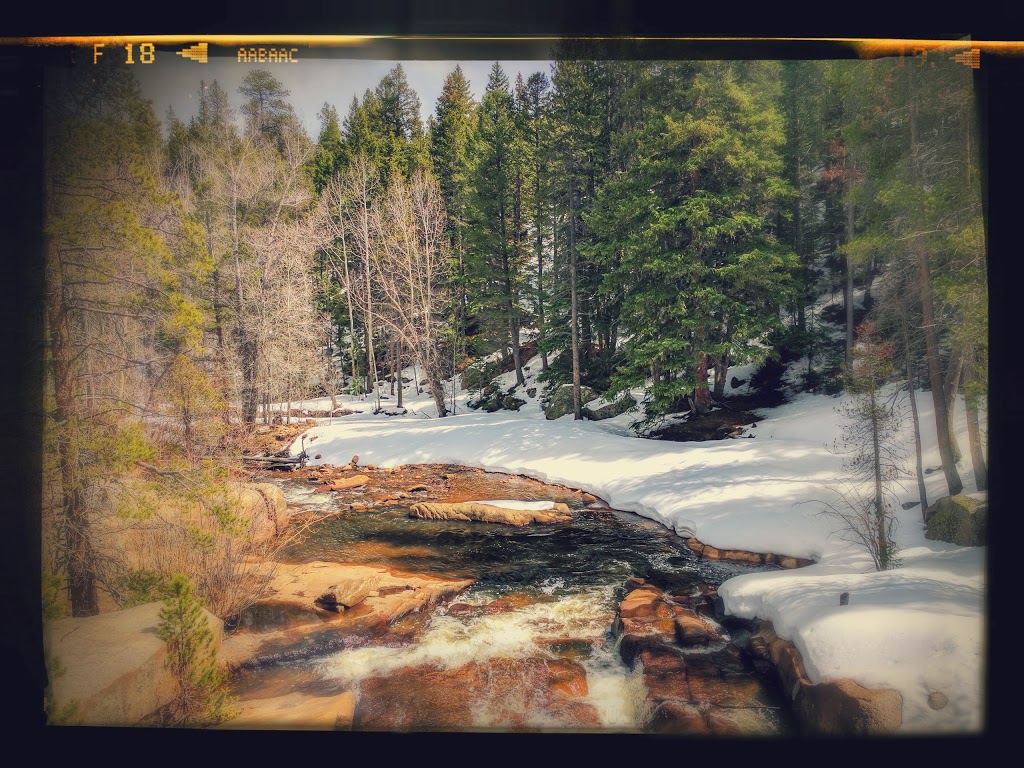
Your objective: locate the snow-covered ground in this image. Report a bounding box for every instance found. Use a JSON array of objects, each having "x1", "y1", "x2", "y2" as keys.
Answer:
[{"x1": 283, "y1": 352, "x2": 987, "y2": 734}]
